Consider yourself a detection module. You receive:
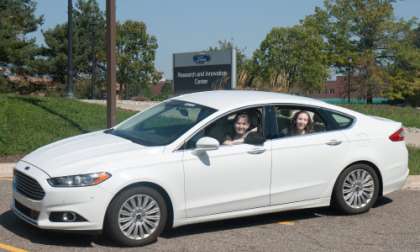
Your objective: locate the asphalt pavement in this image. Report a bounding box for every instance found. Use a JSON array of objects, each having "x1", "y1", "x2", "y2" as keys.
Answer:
[{"x1": 0, "y1": 179, "x2": 419, "y2": 252}]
